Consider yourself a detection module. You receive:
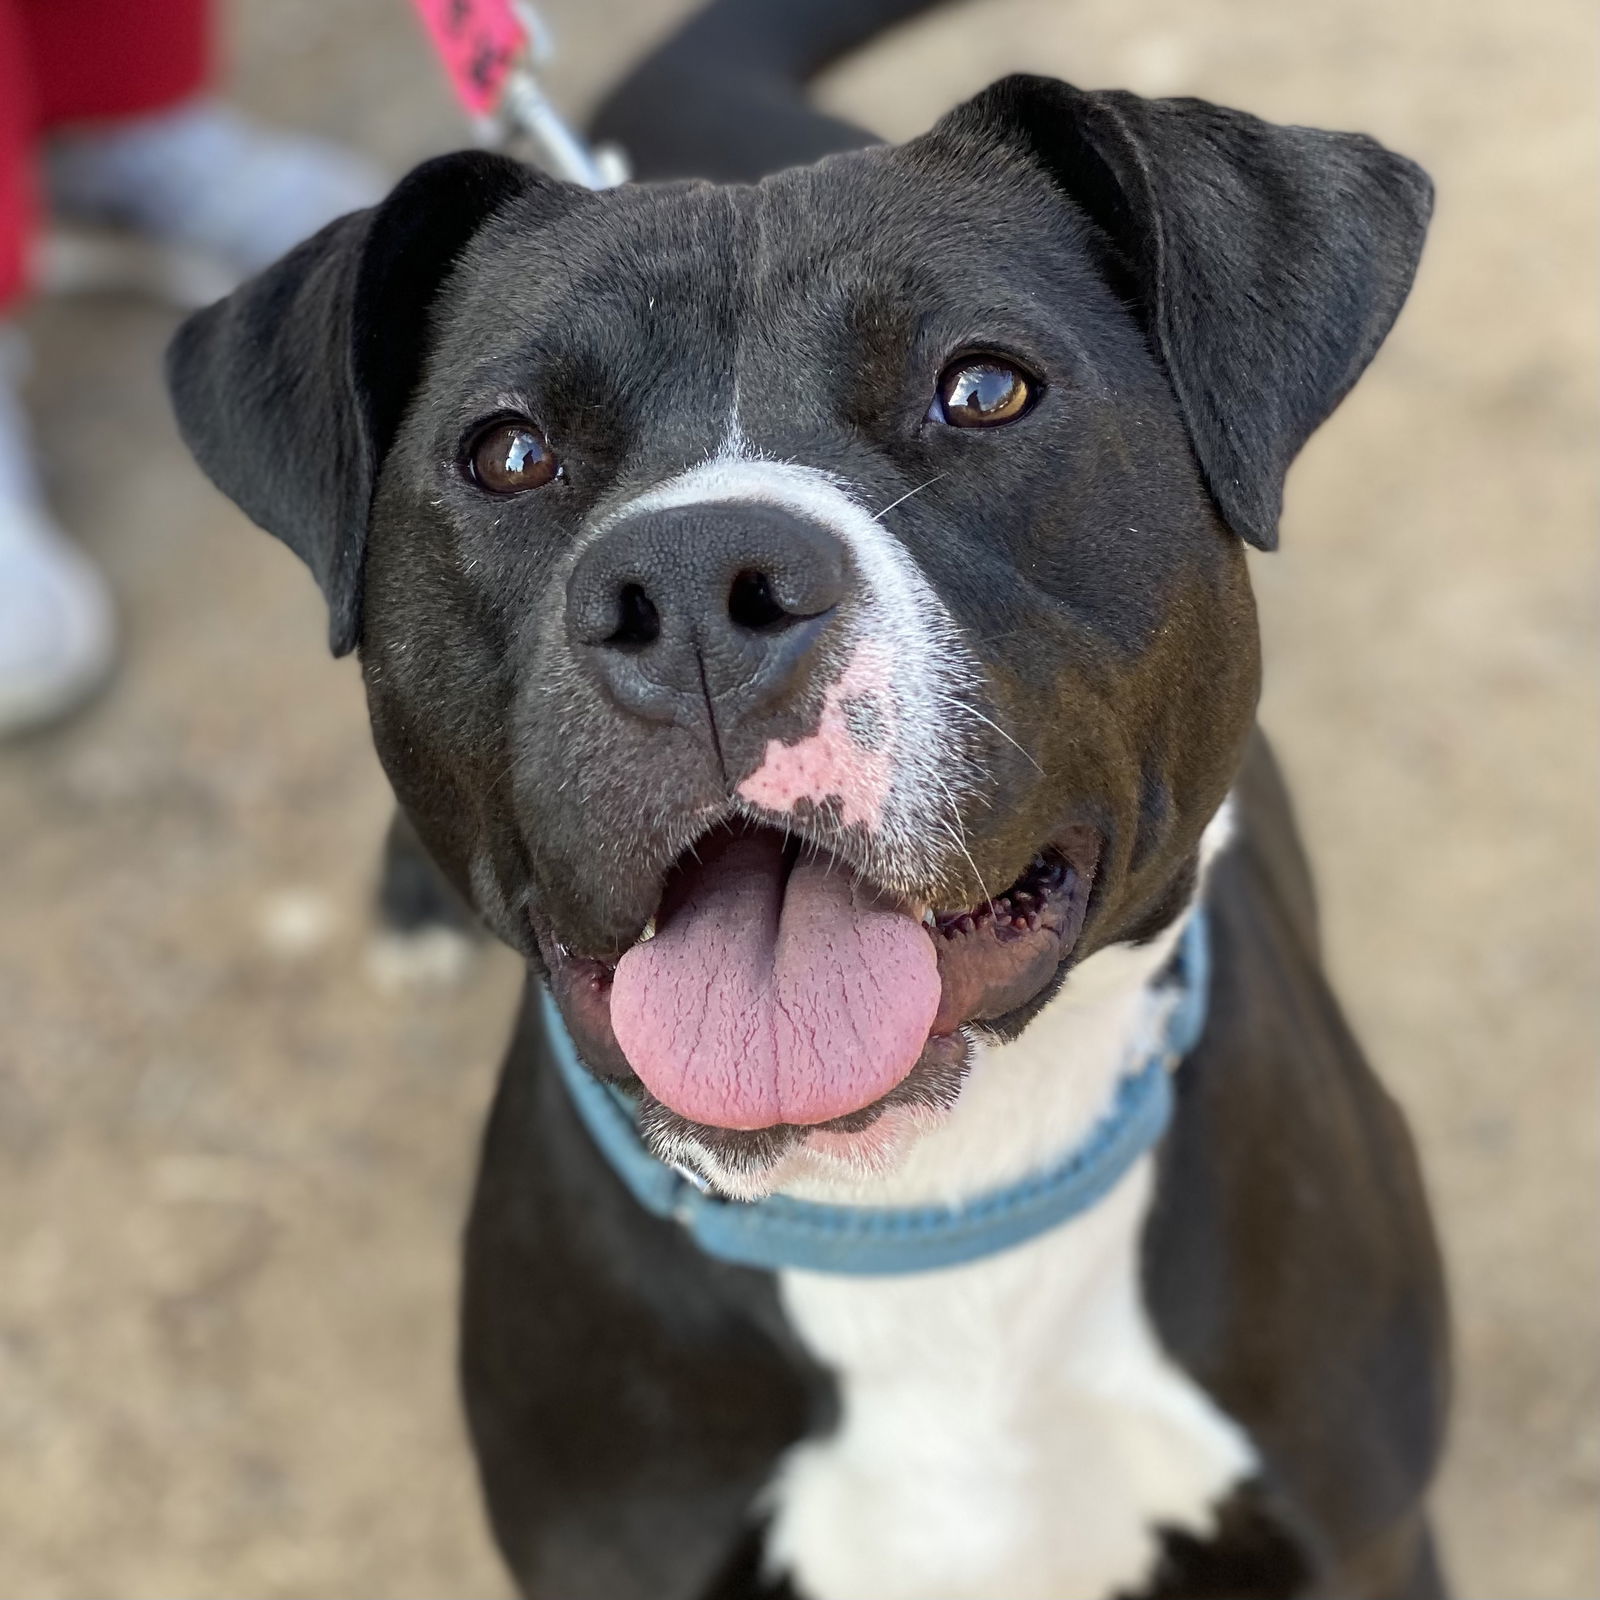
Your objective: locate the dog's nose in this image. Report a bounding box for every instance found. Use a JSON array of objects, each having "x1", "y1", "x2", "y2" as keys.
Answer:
[{"x1": 567, "y1": 503, "x2": 847, "y2": 728}]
